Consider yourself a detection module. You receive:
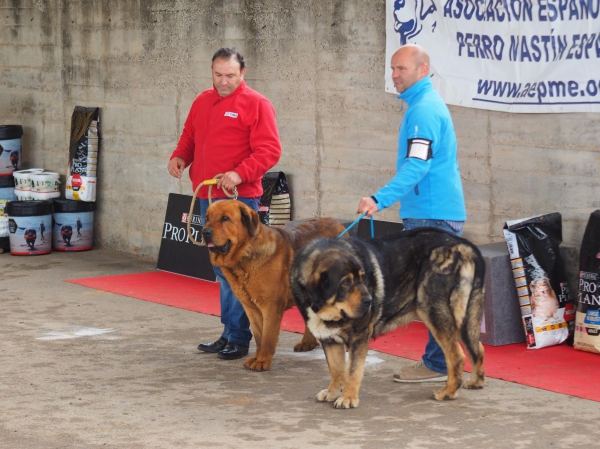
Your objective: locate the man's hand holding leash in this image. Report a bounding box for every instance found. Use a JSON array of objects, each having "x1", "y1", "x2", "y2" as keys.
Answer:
[
  {"x1": 217, "y1": 171, "x2": 242, "y2": 192},
  {"x1": 357, "y1": 196, "x2": 378, "y2": 217}
]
